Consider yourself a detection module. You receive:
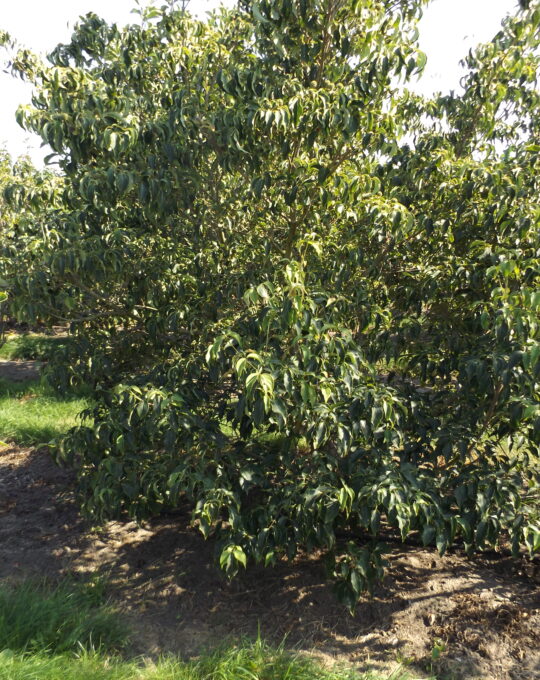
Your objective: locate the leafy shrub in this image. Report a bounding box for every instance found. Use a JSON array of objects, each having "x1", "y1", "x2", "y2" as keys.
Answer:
[{"x1": 3, "y1": 0, "x2": 539, "y2": 606}]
